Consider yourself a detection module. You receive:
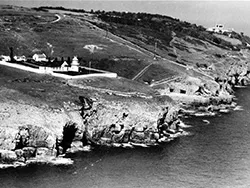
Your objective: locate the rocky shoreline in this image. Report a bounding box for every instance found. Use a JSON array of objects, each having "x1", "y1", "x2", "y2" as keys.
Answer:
[
  {"x1": 0, "y1": 92, "x2": 185, "y2": 168},
  {"x1": 1, "y1": 58, "x2": 250, "y2": 168},
  {"x1": 1, "y1": 5, "x2": 250, "y2": 170}
]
